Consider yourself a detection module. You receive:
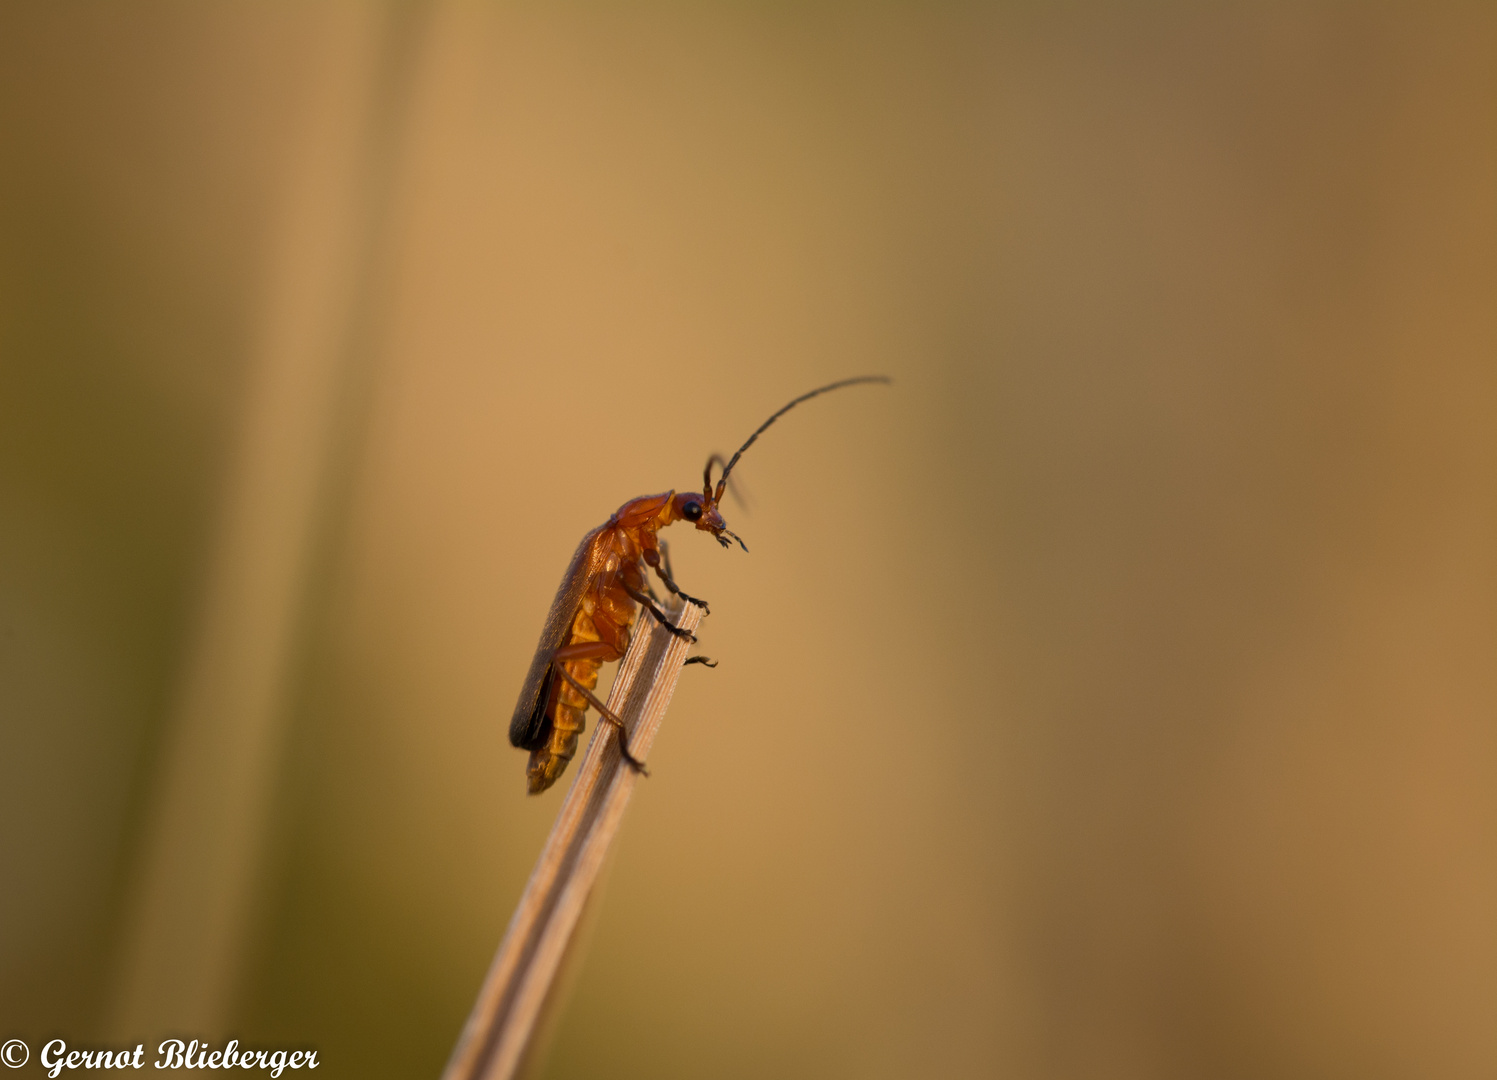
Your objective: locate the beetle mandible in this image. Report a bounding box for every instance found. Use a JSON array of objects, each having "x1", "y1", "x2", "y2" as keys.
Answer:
[{"x1": 509, "y1": 375, "x2": 889, "y2": 793}]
